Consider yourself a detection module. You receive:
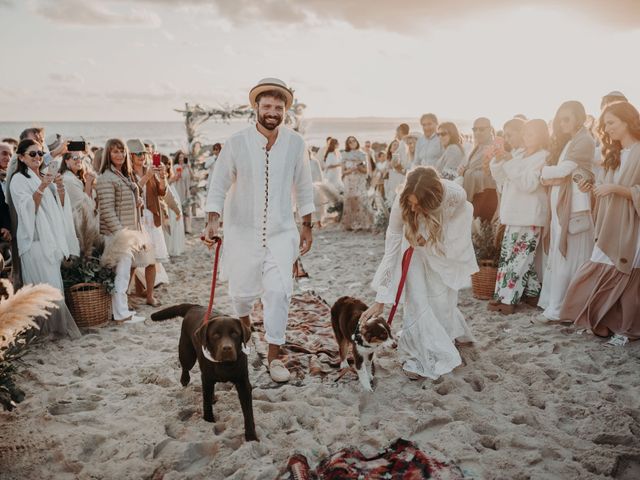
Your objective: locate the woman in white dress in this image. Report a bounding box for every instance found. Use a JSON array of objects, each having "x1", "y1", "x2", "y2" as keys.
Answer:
[
  {"x1": 538, "y1": 101, "x2": 596, "y2": 320},
  {"x1": 10, "y1": 139, "x2": 81, "y2": 338},
  {"x1": 562, "y1": 101, "x2": 640, "y2": 344},
  {"x1": 361, "y1": 167, "x2": 478, "y2": 380},
  {"x1": 323, "y1": 138, "x2": 343, "y2": 192},
  {"x1": 161, "y1": 156, "x2": 185, "y2": 256},
  {"x1": 170, "y1": 150, "x2": 194, "y2": 234},
  {"x1": 60, "y1": 152, "x2": 98, "y2": 251},
  {"x1": 341, "y1": 136, "x2": 373, "y2": 231},
  {"x1": 386, "y1": 139, "x2": 407, "y2": 203}
]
